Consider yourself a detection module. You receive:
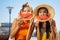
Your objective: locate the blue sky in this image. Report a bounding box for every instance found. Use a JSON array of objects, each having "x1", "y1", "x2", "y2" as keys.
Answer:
[{"x1": 0, "y1": 0, "x2": 60, "y2": 31}]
